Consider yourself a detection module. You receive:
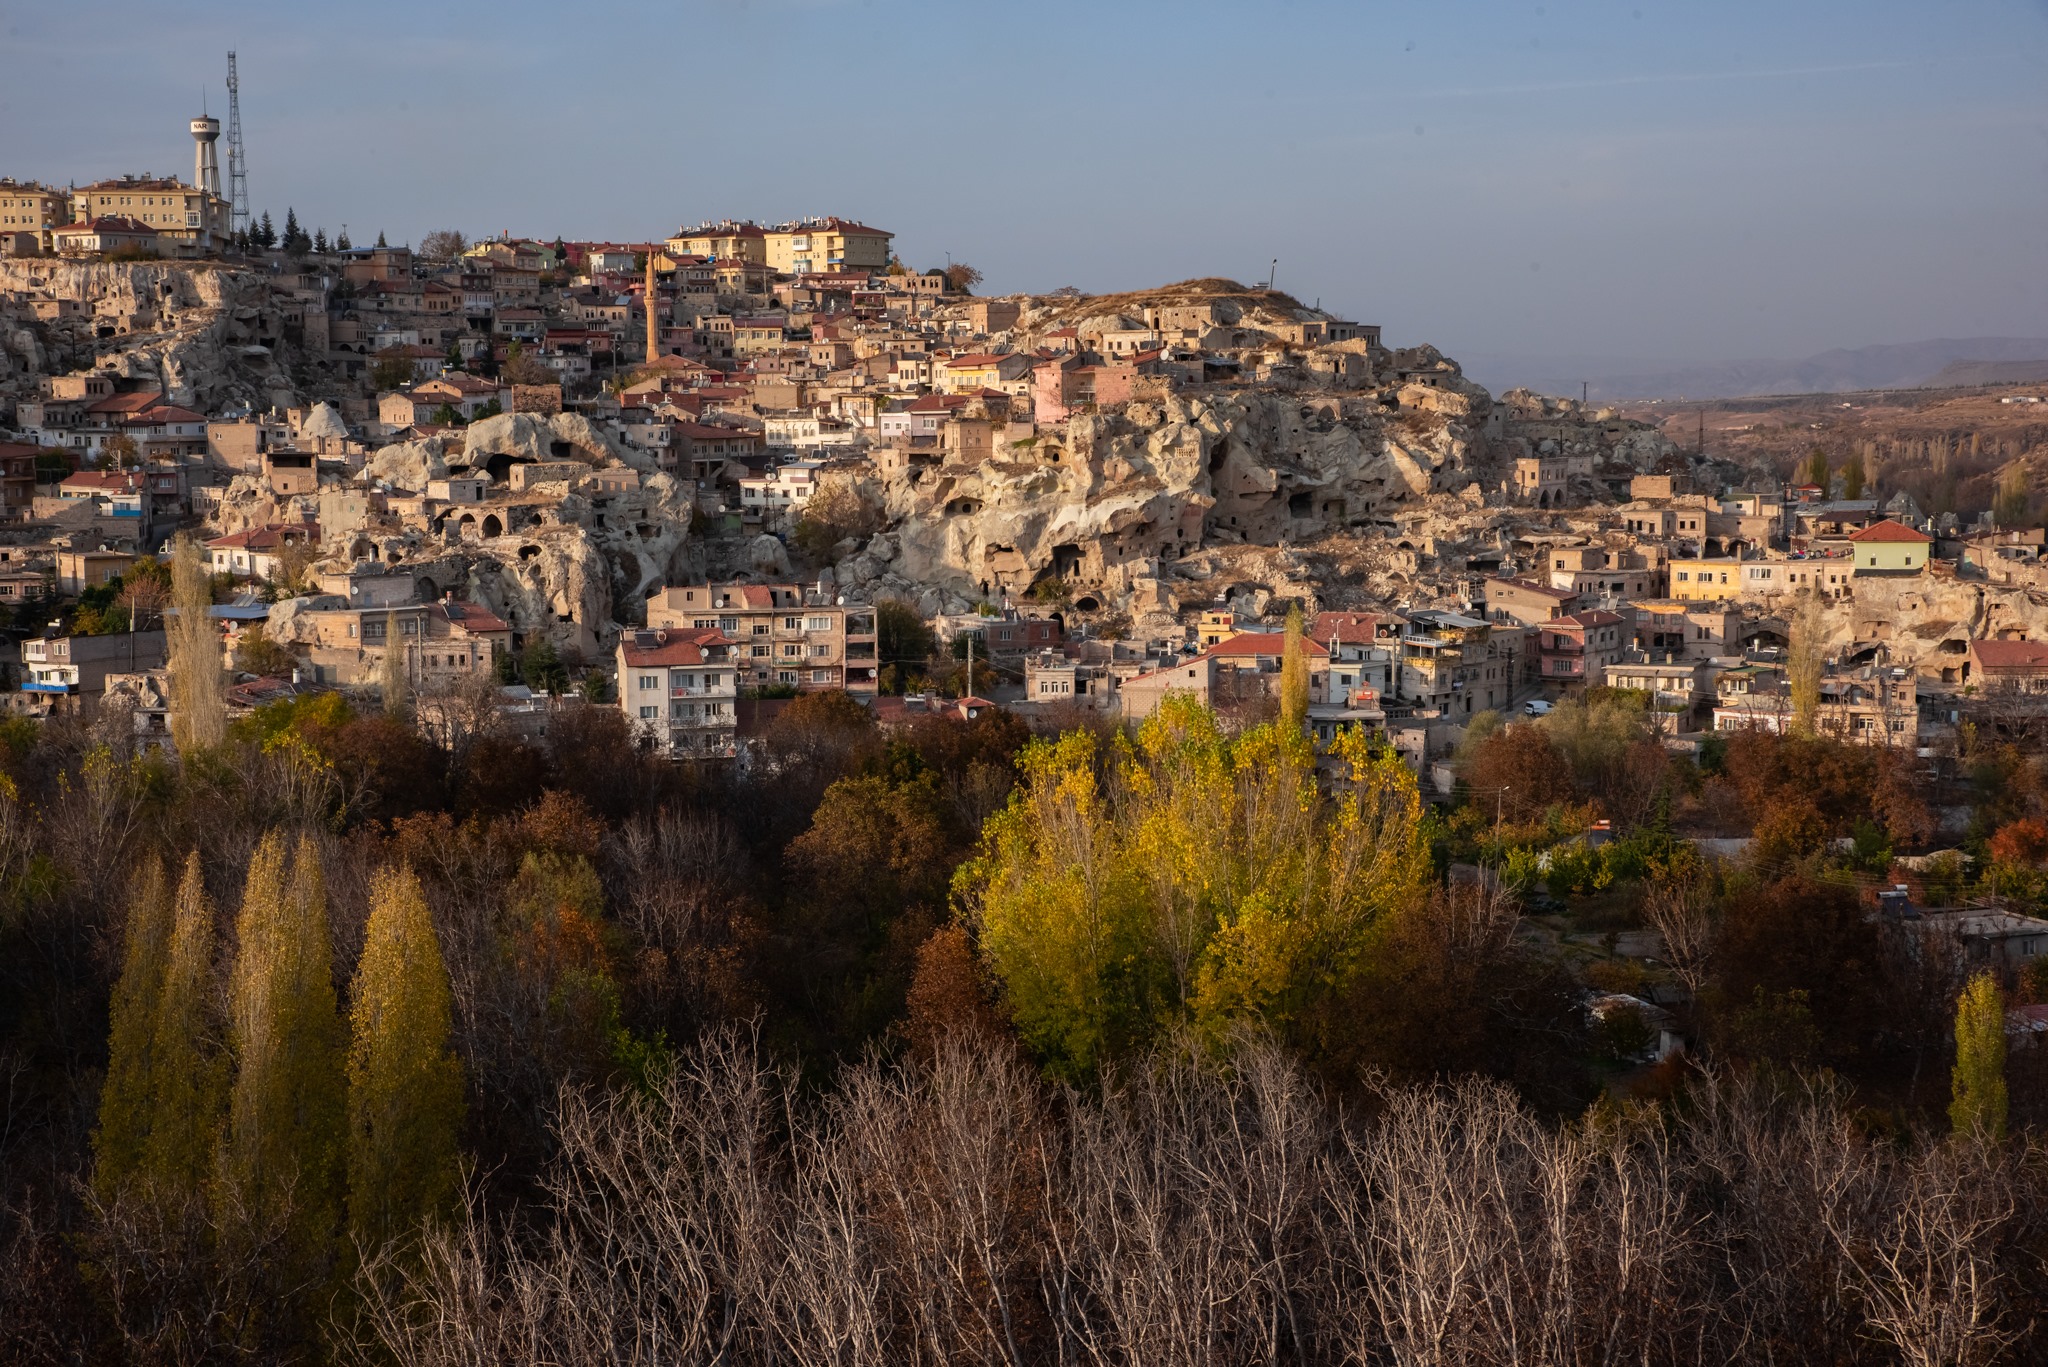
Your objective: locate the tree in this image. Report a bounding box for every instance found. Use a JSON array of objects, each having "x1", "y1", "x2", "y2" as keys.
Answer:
[
  {"x1": 1804, "y1": 446, "x2": 1830, "y2": 490},
  {"x1": 335, "y1": 228, "x2": 352, "y2": 251},
  {"x1": 233, "y1": 623, "x2": 298, "y2": 678},
  {"x1": 141, "y1": 854, "x2": 228, "y2": 1199},
  {"x1": 102, "y1": 432, "x2": 139, "y2": 472},
  {"x1": 222, "y1": 834, "x2": 346, "y2": 1270},
  {"x1": 1993, "y1": 463, "x2": 2030, "y2": 530},
  {"x1": 381, "y1": 638, "x2": 411, "y2": 719},
  {"x1": 256, "y1": 211, "x2": 276, "y2": 249},
  {"x1": 1279, "y1": 604, "x2": 1309, "y2": 732},
  {"x1": 369, "y1": 351, "x2": 416, "y2": 393},
  {"x1": 419, "y1": 229, "x2": 466, "y2": 261},
  {"x1": 374, "y1": 230, "x2": 388, "y2": 248},
  {"x1": 1950, "y1": 972, "x2": 2008, "y2": 1142},
  {"x1": 877, "y1": 599, "x2": 937, "y2": 683},
  {"x1": 577, "y1": 671, "x2": 613, "y2": 704},
  {"x1": 1841, "y1": 451, "x2": 1867, "y2": 500},
  {"x1": 792, "y1": 481, "x2": 878, "y2": 563},
  {"x1": 347, "y1": 866, "x2": 465, "y2": 1251},
  {"x1": 93, "y1": 858, "x2": 173, "y2": 1195},
  {"x1": 282, "y1": 208, "x2": 304, "y2": 254},
  {"x1": 313, "y1": 228, "x2": 329, "y2": 254},
  {"x1": 501, "y1": 340, "x2": 552, "y2": 387},
  {"x1": 1787, "y1": 586, "x2": 1826, "y2": 737},
  {"x1": 167, "y1": 533, "x2": 226, "y2": 754},
  {"x1": 942, "y1": 263, "x2": 984, "y2": 294},
  {"x1": 522, "y1": 639, "x2": 568, "y2": 695}
]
